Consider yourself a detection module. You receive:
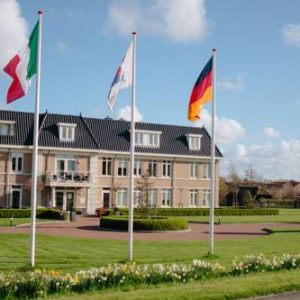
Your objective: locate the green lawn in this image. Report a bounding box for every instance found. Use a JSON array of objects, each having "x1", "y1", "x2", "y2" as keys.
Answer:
[
  {"x1": 48, "y1": 269, "x2": 300, "y2": 300},
  {"x1": 0, "y1": 228, "x2": 299, "y2": 273},
  {"x1": 184, "y1": 208, "x2": 300, "y2": 223}
]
